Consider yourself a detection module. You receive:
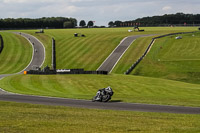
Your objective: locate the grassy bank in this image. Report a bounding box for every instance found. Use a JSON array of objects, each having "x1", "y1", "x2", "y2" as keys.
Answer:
[
  {"x1": 0, "y1": 74, "x2": 200, "y2": 107},
  {"x1": 19, "y1": 27, "x2": 197, "y2": 71},
  {"x1": 131, "y1": 32, "x2": 200, "y2": 84},
  {"x1": 112, "y1": 36, "x2": 156, "y2": 74},
  {"x1": 0, "y1": 101, "x2": 199, "y2": 133},
  {"x1": 0, "y1": 32, "x2": 32, "y2": 74}
]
